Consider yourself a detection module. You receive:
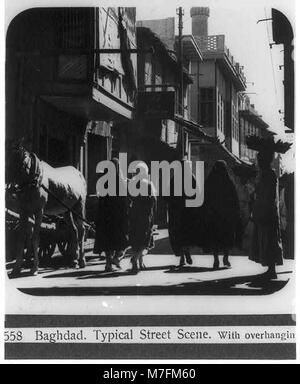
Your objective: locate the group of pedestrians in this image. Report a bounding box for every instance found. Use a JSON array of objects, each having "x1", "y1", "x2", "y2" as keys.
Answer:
[
  {"x1": 168, "y1": 153, "x2": 283, "y2": 281},
  {"x1": 94, "y1": 149, "x2": 284, "y2": 281},
  {"x1": 167, "y1": 160, "x2": 241, "y2": 270},
  {"x1": 93, "y1": 158, "x2": 156, "y2": 273}
]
